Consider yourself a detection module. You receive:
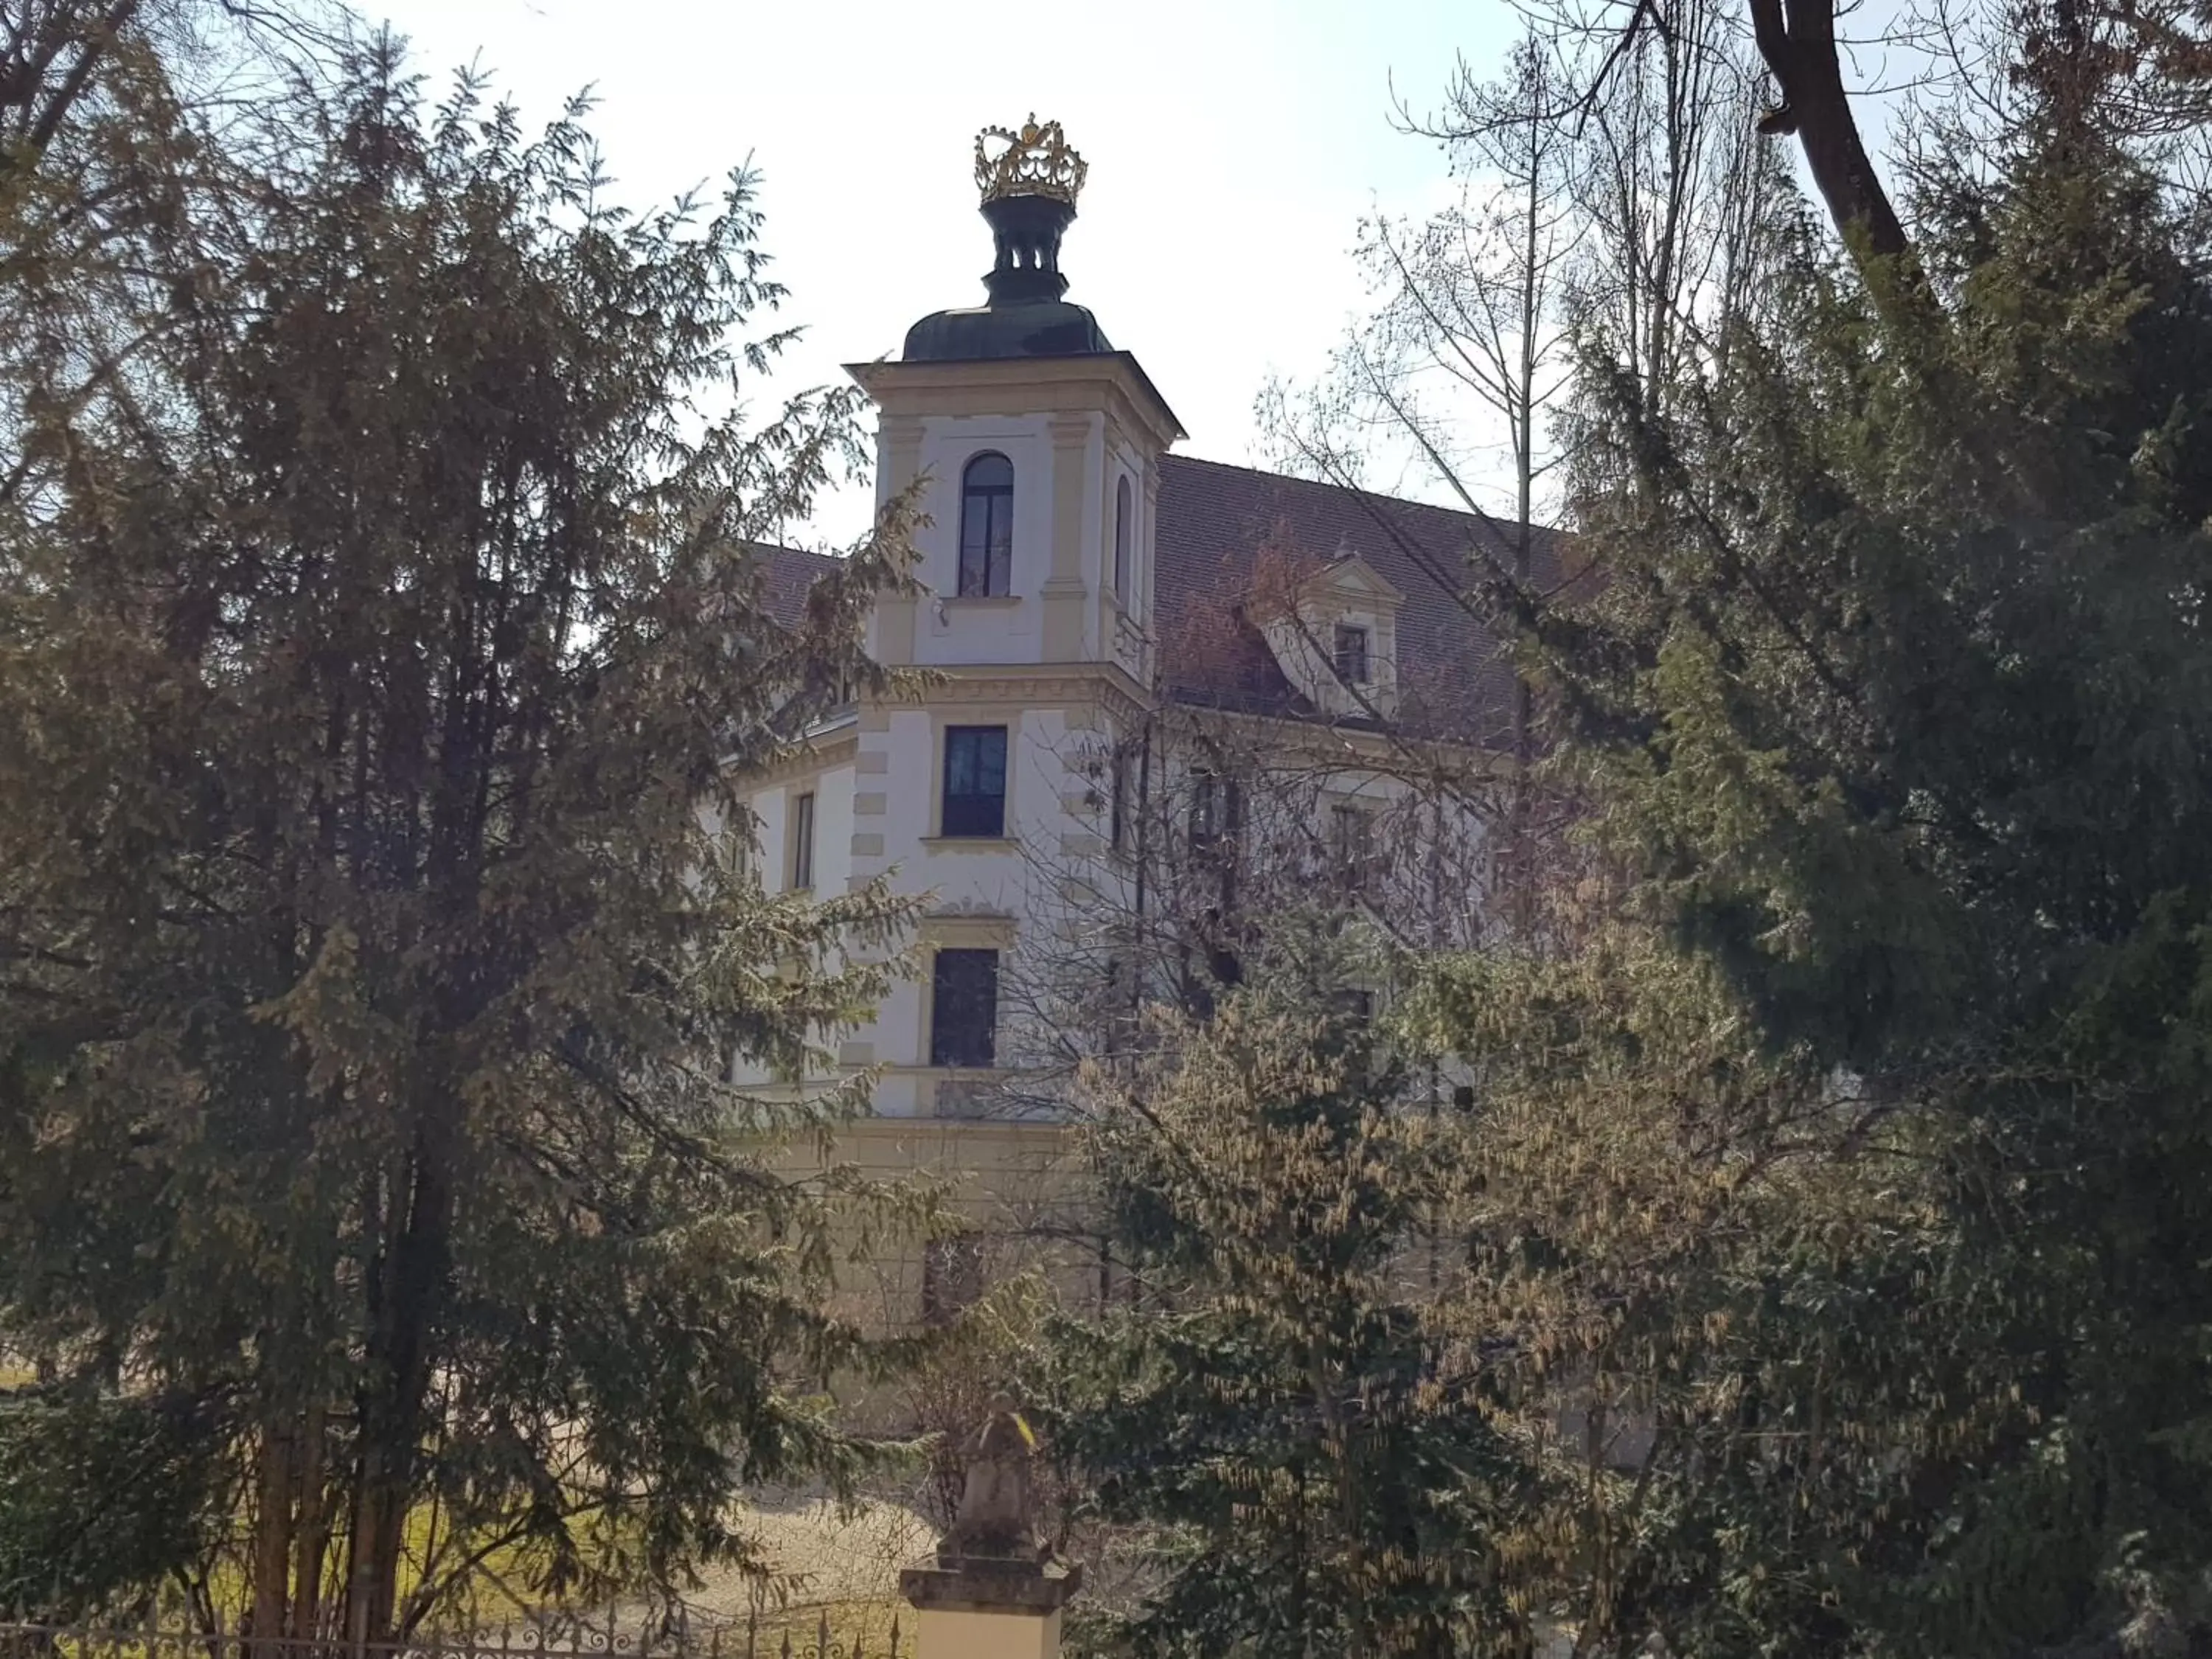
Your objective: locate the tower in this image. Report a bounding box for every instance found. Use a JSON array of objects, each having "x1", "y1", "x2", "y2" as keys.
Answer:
[
  {"x1": 823, "y1": 119, "x2": 1181, "y2": 1130},
  {"x1": 848, "y1": 116, "x2": 1183, "y2": 681}
]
